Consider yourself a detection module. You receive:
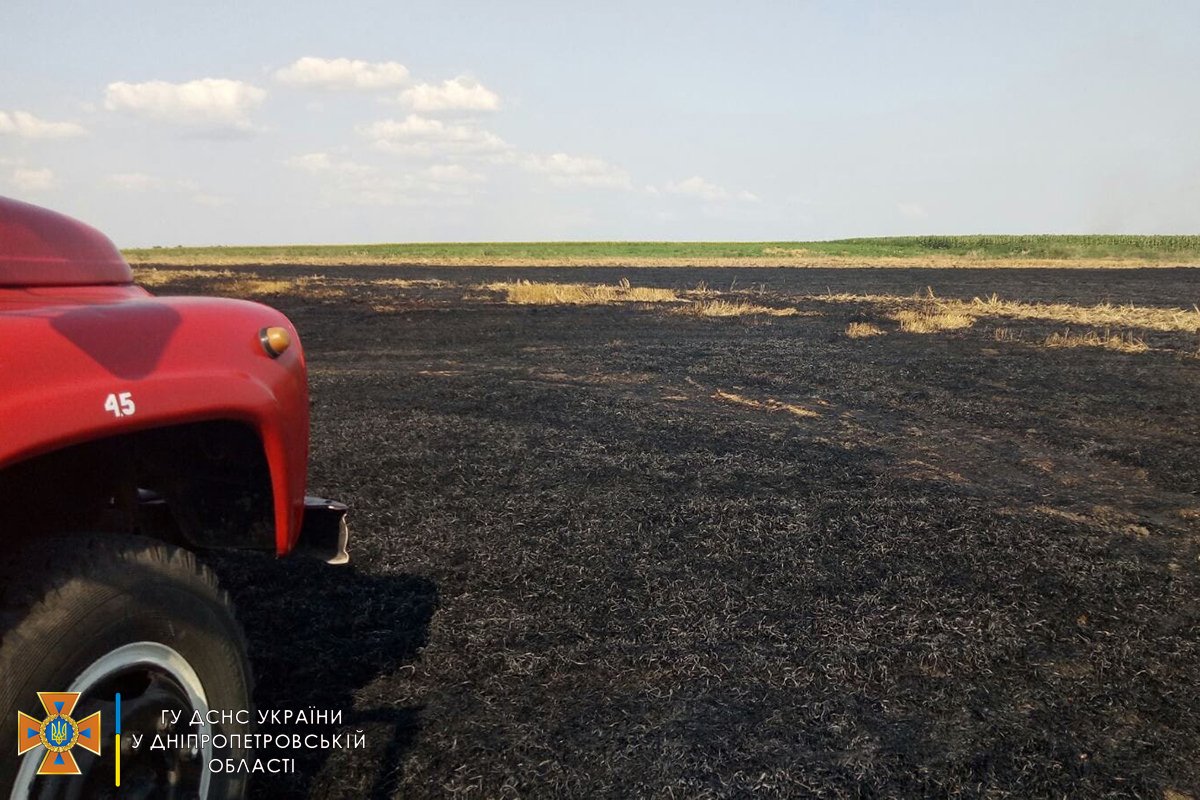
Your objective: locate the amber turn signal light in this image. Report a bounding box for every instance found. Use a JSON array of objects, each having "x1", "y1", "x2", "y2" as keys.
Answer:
[{"x1": 260, "y1": 326, "x2": 291, "y2": 358}]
